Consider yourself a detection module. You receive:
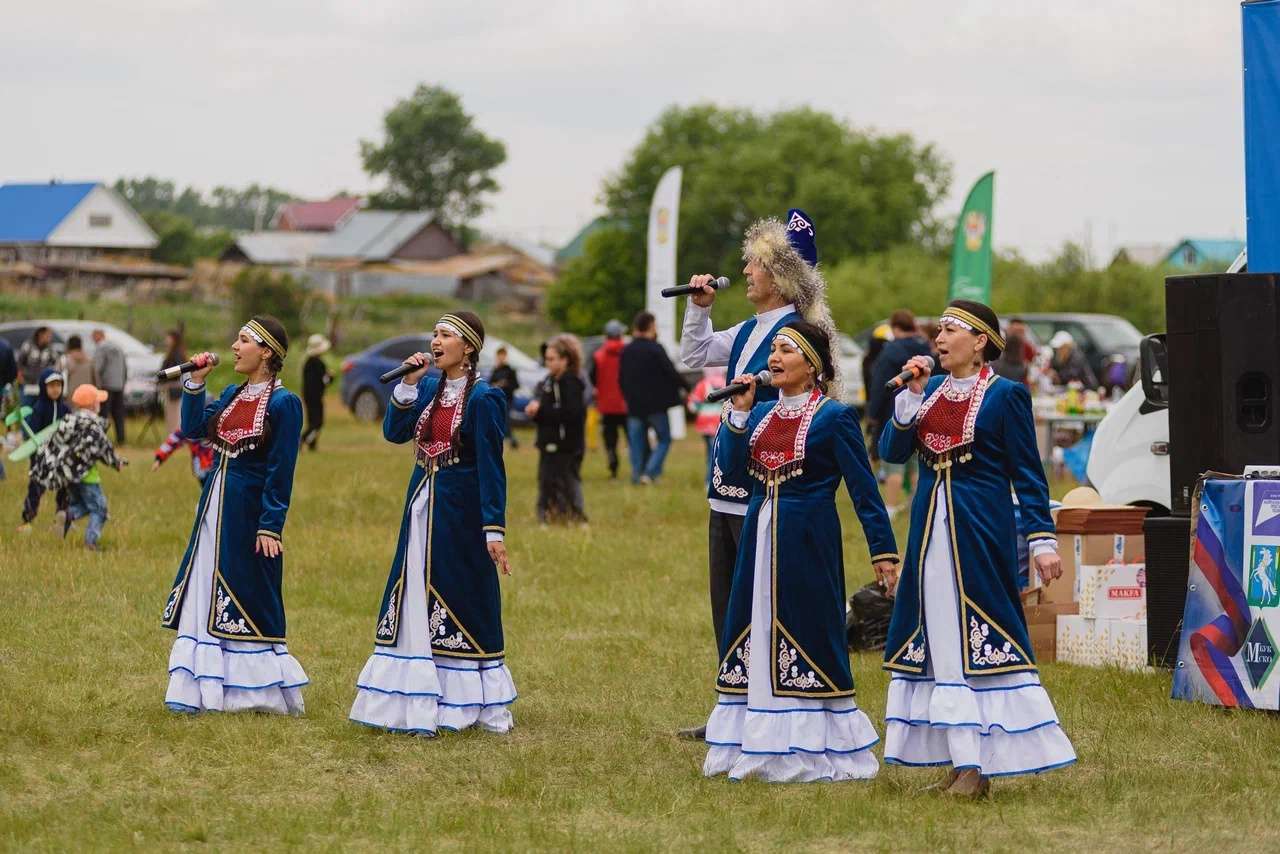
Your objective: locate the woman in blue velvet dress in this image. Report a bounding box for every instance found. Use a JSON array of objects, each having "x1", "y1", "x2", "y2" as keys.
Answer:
[
  {"x1": 349, "y1": 311, "x2": 516, "y2": 736},
  {"x1": 703, "y1": 320, "x2": 899, "y2": 783},
  {"x1": 879, "y1": 299, "x2": 1075, "y2": 797},
  {"x1": 161, "y1": 316, "x2": 308, "y2": 714}
]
